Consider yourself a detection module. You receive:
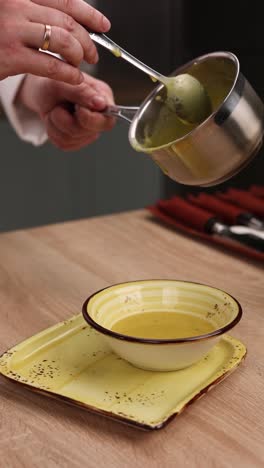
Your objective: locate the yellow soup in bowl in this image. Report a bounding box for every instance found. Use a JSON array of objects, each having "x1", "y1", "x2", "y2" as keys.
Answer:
[
  {"x1": 111, "y1": 311, "x2": 215, "y2": 340},
  {"x1": 82, "y1": 280, "x2": 242, "y2": 371}
]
